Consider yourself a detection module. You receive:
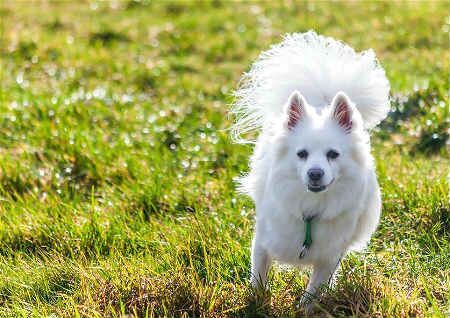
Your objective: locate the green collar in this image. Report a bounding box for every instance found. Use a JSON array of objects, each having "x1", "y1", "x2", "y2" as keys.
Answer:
[
  {"x1": 299, "y1": 216, "x2": 314, "y2": 259},
  {"x1": 303, "y1": 217, "x2": 313, "y2": 248}
]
